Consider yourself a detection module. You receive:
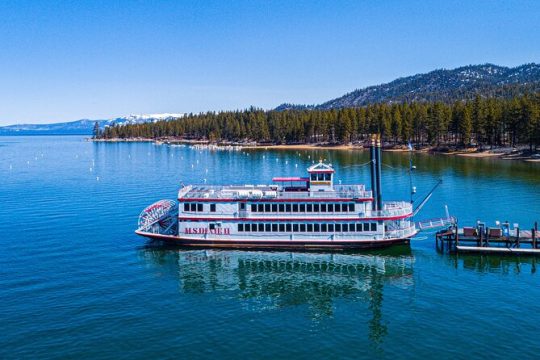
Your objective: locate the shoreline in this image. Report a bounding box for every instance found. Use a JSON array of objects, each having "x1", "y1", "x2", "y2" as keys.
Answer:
[{"x1": 89, "y1": 137, "x2": 540, "y2": 162}]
